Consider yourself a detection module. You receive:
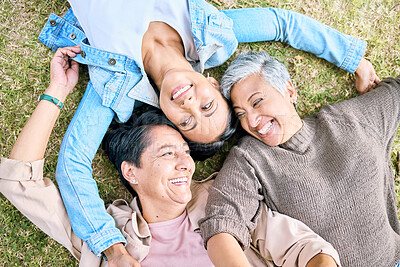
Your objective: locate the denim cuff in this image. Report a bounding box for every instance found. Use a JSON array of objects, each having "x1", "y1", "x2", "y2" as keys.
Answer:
[
  {"x1": 85, "y1": 228, "x2": 126, "y2": 257},
  {"x1": 340, "y1": 37, "x2": 367, "y2": 74}
]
